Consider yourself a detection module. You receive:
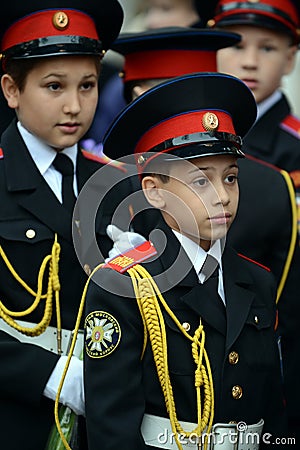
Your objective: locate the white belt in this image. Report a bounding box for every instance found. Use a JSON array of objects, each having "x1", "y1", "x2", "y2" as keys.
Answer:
[
  {"x1": 141, "y1": 413, "x2": 264, "y2": 450},
  {"x1": 0, "y1": 319, "x2": 83, "y2": 358}
]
